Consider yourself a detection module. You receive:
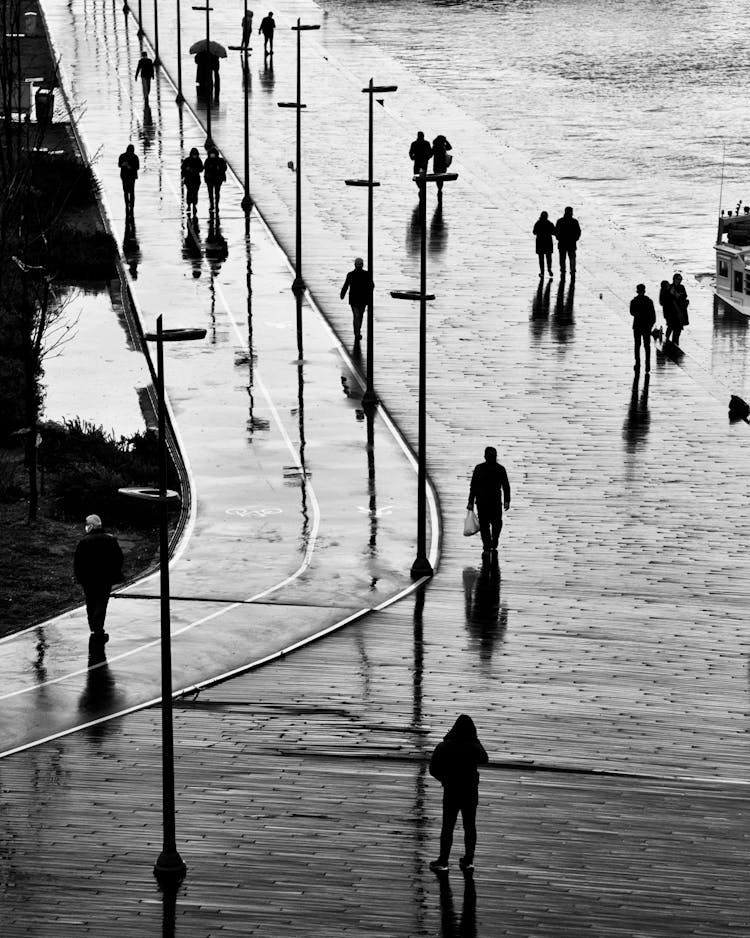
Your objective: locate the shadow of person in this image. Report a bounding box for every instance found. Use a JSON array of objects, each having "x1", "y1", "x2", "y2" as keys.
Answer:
[
  {"x1": 463, "y1": 556, "x2": 507, "y2": 667},
  {"x1": 406, "y1": 202, "x2": 421, "y2": 256},
  {"x1": 529, "y1": 279, "x2": 552, "y2": 342},
  {"x1": 429, "y1": 202, "x2": 447, "y2": 255},
  {"x1": 436, "y1": 868, "x2": 478, "y2": 938},
  {"x1": 260, "y1": 57, "x2": 275, "y2": 94},
  {"x1": 552, "y1": 274, "x2": 575, "y2": 345},
  {"x1": 622, "y1": 373, "x2": 650, "y2": 451}
]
